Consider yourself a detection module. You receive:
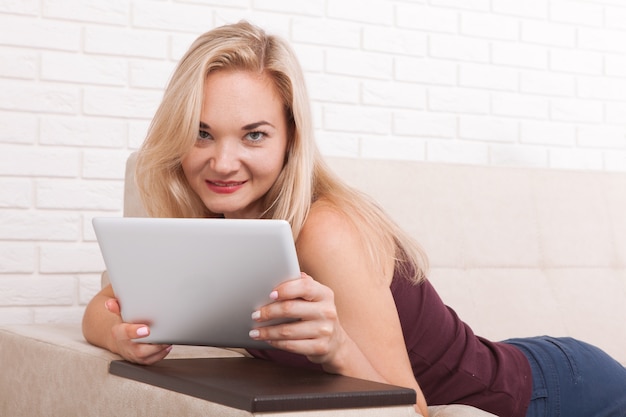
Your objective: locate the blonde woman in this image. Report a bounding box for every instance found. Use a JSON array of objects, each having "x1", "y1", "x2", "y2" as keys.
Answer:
[{"x1": 83, "y1": 21, "x2": 626, "y2": 417}]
